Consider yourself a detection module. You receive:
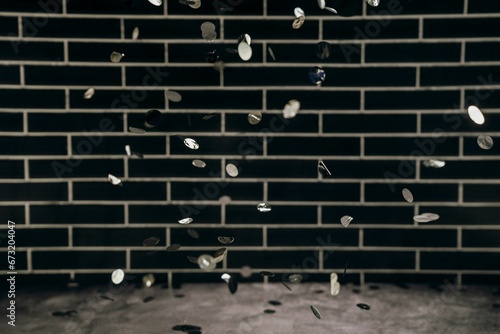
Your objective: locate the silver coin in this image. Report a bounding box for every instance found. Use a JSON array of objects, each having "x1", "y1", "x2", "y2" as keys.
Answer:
[
  {"x1": 366, "y1": 0, "x2": 380, "y2": 7},
  {"x1": 238, "y1": 41, "x2": 253, "y2": 61},
  {"x1": 310, "y1": 305, "x2": 321, "y2": 319},
  {"x1": 202, "y1": 30, "x2": 217, "y2": 42},
  {"x1": 318, "y1": 160, "x2": 331, "y2": 177},
  {"x1": 218, "y1": 236, "x2": 235, "y2": 244},
  {"x1": 221, "y1": 273, "x2": 231, "y2": 283},
  {"x1": 110, "y1": 51, "x2": 124, "y2": 63},
  {"x1": 166, "y1": 244, "x2": 181, "y2": 252},
  {"x1": 268, "y1": 46, "x2": 276, "y2": 61},
  {"x1": 189, "y1": 0, "x2": 201, "y2": 9},
  {"x1": 413, "y1": 215, "x2": 432, "y2": 223},
  {"x1": 357, "y1": 303, "x2": 371, "y2": 310},
  {"x1": 468, "y1": 105, "x2": 485, "y2": 125},
  {"x1": 183, "y1": 138, "x2": 200, "y2": 150},
  {"x1": 477, "y1": 135, "x2": 494, "y2": 150},
  {"x1": 187, "y1": 228, "x2": 199, "y2": 239},
  {"x1": 200, "y1": 22, "x2": 216, "y2": 32},
  {"x1": 143, "y1": 237, "x2": 160, "y2": 246},
  {"x1": 111, "y1": 269, "x2": 125, "y2": 284},
  {"x1": 226, "y1": 163, "x2": 239, "y2": 177},
  {"x1": 317, "y1": 0, "x2": 326, "y2": 9},
  {"x1": 142, "y1": 274, "x2": 155, "y2": 288},
  {"x1": 248, "y1": 112, "x2": 262, "y2": 125},
  {"x1": 240, "y1": 266, "x2": 253, "y2": 278},
  {"x1": 192, "y1": 159, "x2": 206, "y2": 168},
  {"x1": 178, "y1": 217, "x2": 193, "y2": 225},
  {"x1": 165, "y1": 90, "x2": 182, "y2": 102},
  {"x1": 125, "y1": 145, "x2": 132, "y2": 157},
  {"x1": 107, "y1": 174, "x2": 122, "y2": 186},
  {"x1": 402, "y1": 188, "x2": 414, "y2": 203},
  {"x1": 219, "y1": 195, "x2": 232, "y2": 203},
  {"x1": 309, "y1": 66, "x2": 326, "y2": 85},
  {"x1": 316, "y1": 41, "x2": 331, "y2": 60},
  {"x1": 421, "y1": 212, "x2": 440, "y2": 221},
  {"x1": 148, "y1": 0, "x2": 162, "y2": 6},
  {"x1": 288, "y1": 274, "x2": 303, "y2": 283},
  {"x1": 324, "y1": 6, "x2": 338, "y2": 14},
  {"x1": 237, "y1": 33, "x2": 252, "y2": 46},
  {"x1": 132, "y1": 27, "x2": 139, "y2": 40},
  {"x1": 340, "y1": 215, "x2": 353, "y2": 227},
  {"x1": 187, "y1": 256, "x2": 198, "y2": 264},
  {"x1": 283, "y1": 99, "x2": 300, "y2": 119},
  {"x1": 292, "y1": 16, "x2": 305, "y2": 29},
  {"x1": 257, "y1": 202, "x2": 272, "y2": 212},
  {"x1": 129, "y1": 126, "x2": 146, "y2": 134},
  {"x1": 294, "y1": 7, "x2": 305, "y2": 18},
  {"x1": 423, "y1": 159, "x2": 446, "y2": 168},
  {"x1": 203, "y1": 113, "x2": 216, "y2": 120},
  {"x1": 84, "y1": 88, "x2": 94, "y2": 99},
  {"x1": 197, "y1": 254, "x2": 216, "y2": 270},
  {"x1": 331, "y1": 282, "x2": 340, "y2": 296}
]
